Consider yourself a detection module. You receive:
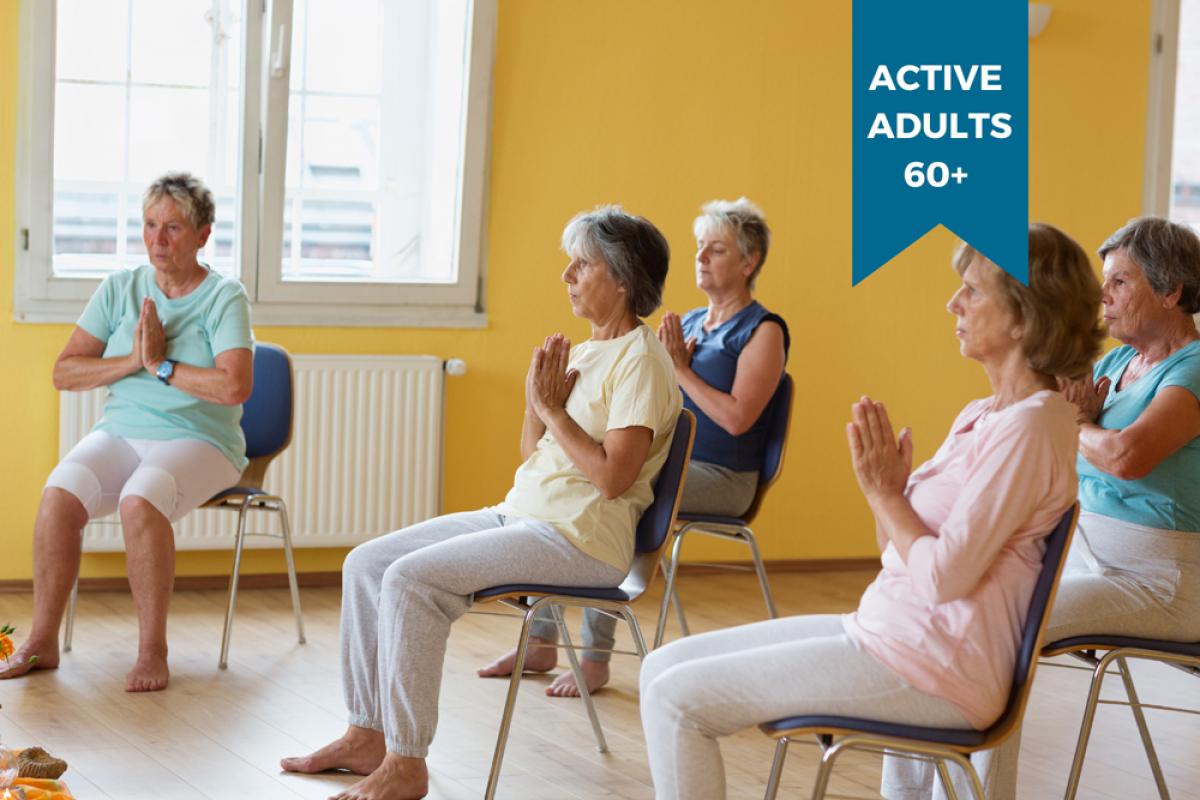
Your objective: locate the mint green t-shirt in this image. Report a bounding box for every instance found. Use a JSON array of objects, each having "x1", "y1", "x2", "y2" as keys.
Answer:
[{"x1": 76, "y1": 265, "x2": 254, "y2": 471}]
